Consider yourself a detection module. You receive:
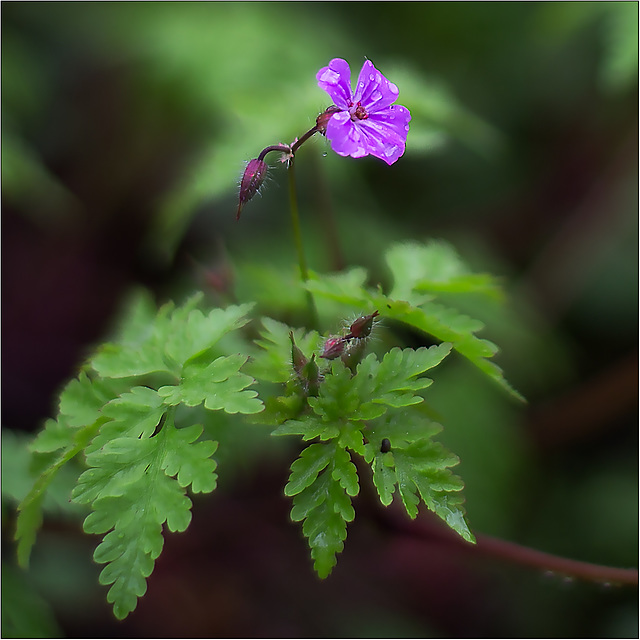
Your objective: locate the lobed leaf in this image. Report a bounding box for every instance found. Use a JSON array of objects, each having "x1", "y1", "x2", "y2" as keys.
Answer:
[
  {"x1": 290, "y1": 450, "x2": 356, "y2": 579},
  {"x1": 250, "y1": 317, "x2": 323, "y2": 384},
  {"x1": 158, "y1": 354, "x2": 263, "y2": 414},
  {"x1": 71, "y1": 408, "x2": 218, "y2": 619}
]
